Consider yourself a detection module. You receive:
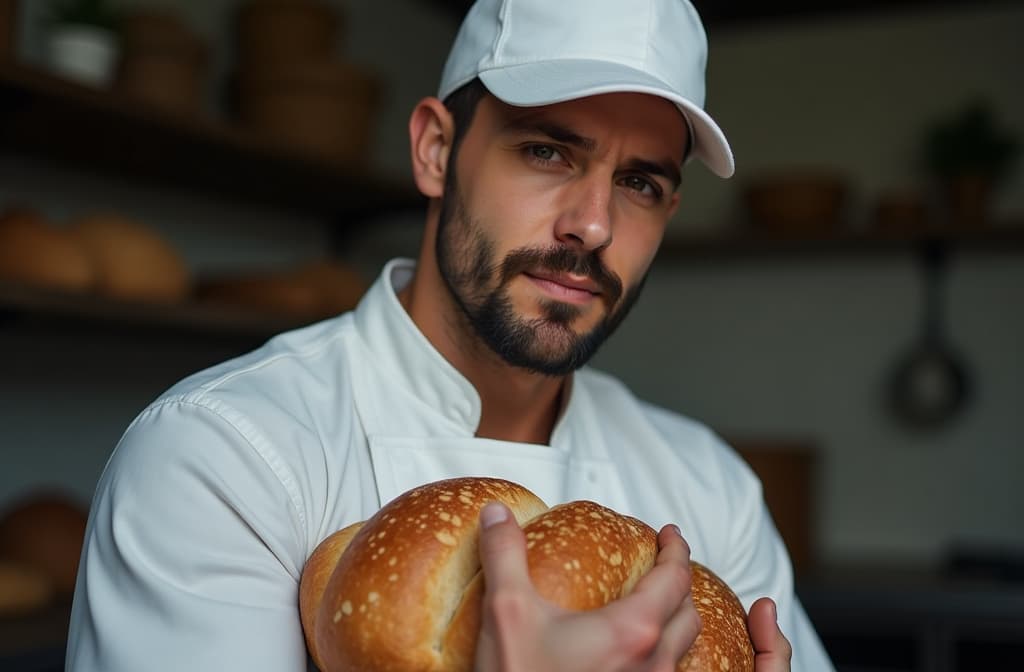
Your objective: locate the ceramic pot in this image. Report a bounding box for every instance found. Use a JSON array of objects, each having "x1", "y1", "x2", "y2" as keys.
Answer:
[{"x1": 45, "y1": 24, "x2": 119, "y2": 87}]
